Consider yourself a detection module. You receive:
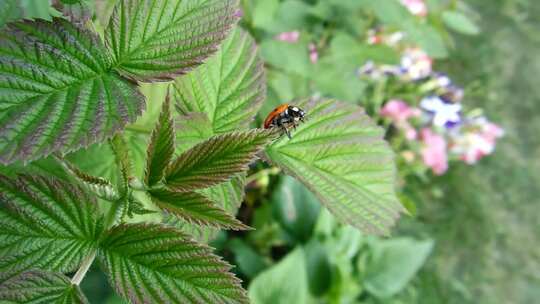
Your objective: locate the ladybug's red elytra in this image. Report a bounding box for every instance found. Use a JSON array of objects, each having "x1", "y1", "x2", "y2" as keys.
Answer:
[{"x1": 263, "y1": 104, "x2": 306, "y2": 139}]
